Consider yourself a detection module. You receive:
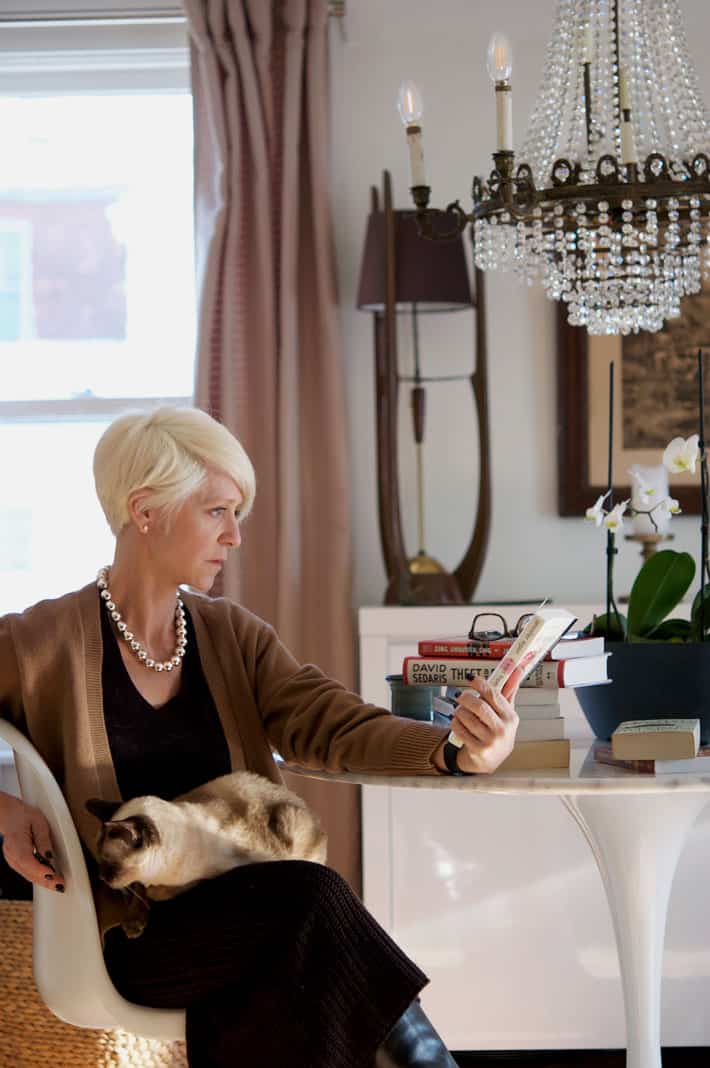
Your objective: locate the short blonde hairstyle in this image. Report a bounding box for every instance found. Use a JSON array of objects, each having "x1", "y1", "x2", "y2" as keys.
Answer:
[{"x1": 93, "y1": 406, "x2": 256, "y2": 536}]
